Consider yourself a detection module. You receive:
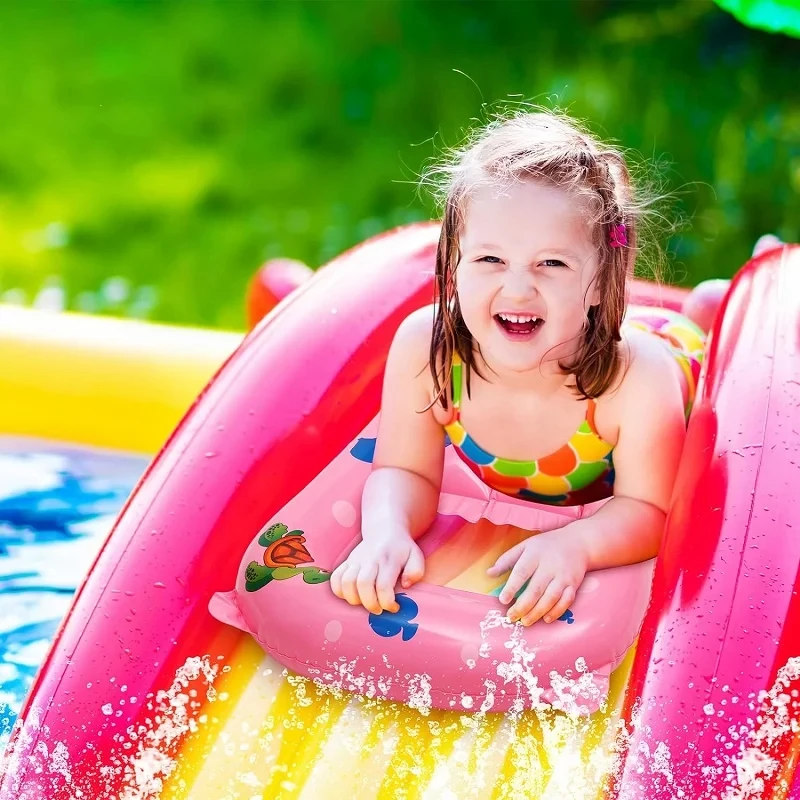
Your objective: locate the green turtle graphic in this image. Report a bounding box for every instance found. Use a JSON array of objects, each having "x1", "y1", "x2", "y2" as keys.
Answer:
[{"x1": 244, "y1": 522, "x2": 330, "y2": 592}]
